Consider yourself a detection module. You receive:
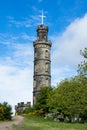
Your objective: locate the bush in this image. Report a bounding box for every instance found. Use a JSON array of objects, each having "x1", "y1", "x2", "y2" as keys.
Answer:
[
  {"x1": 0, "y1": 102, "x2": 12, "y2": 121},
  {"x1": 0, "y1": 105, "x2": 5, "y2": 120},
  {"x1": 22, "y1": 108, "x2": 44, "y2": 117},
  {"x1": 45, "y1": 111, "x2": 69, "y2": 122},
  {"x1": 33, "y1": 87, "x2": 53, "y2": 116}
]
